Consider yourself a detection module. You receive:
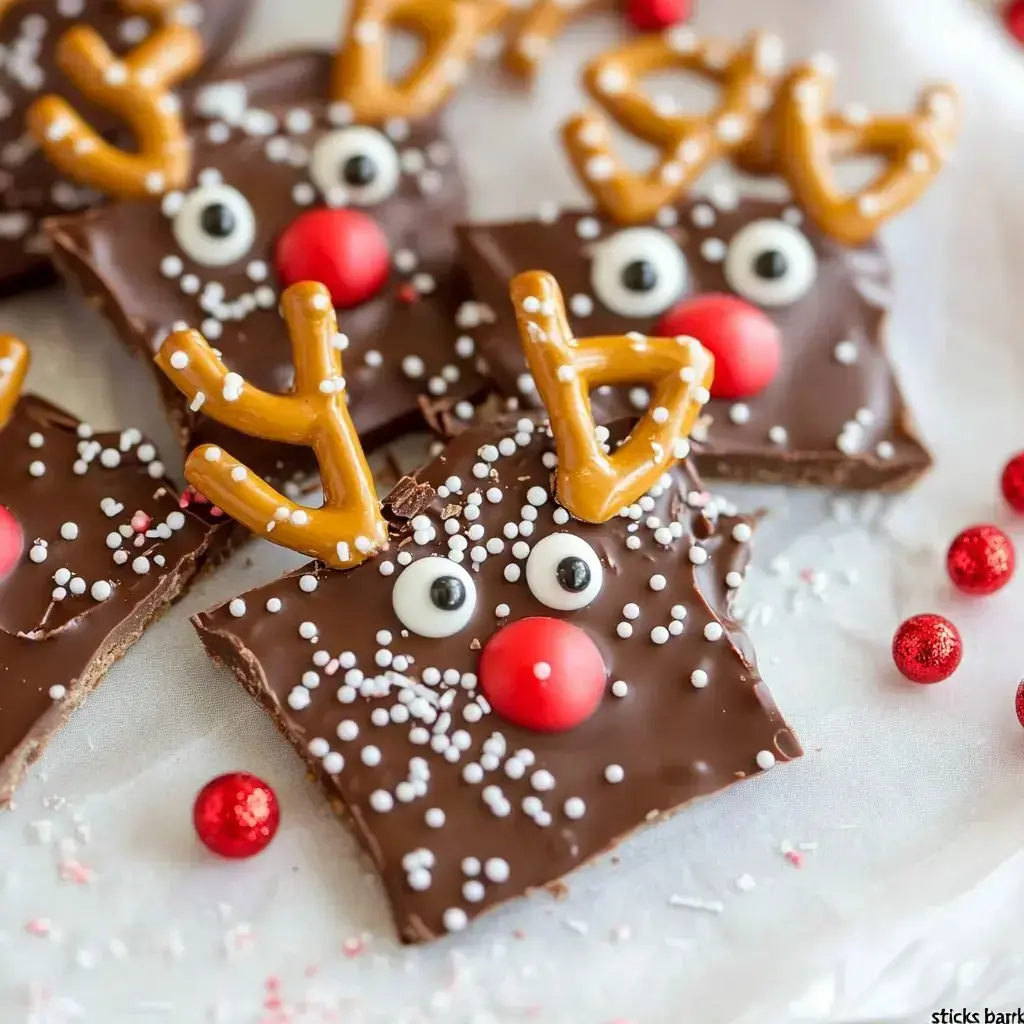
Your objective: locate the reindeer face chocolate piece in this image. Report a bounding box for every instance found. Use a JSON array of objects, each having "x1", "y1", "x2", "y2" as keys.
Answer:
[
  {"x1": 0, "y1": 338, "x2": 230, "y2": 807},
  {"x1": 0, "y1": 0, "x2": 251, "y2": 293},
  {"x1": 45, "y1": 0, "x2": 509, "y2": 490},
  {"x1": 194, "y1": 416, "x2": 800, "y2": 942}
]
